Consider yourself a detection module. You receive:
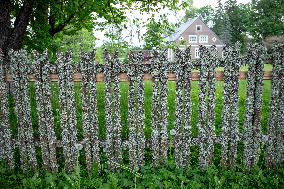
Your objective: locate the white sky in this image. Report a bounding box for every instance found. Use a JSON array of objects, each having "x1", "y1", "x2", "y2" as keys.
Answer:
[
  {"x1": 193, "y1": 0, "x2": 251, "y2": 8},
  {"x1": 94, "y1": 0, "x2": 251, "y2": 47}
]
